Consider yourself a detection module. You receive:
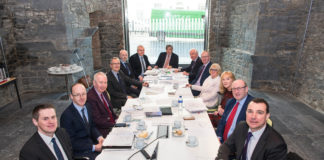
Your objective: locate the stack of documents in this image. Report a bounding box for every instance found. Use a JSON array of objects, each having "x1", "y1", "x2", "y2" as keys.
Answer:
[{"x1": 103, "y1": 128, "x2": 134, "y2": 149}]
